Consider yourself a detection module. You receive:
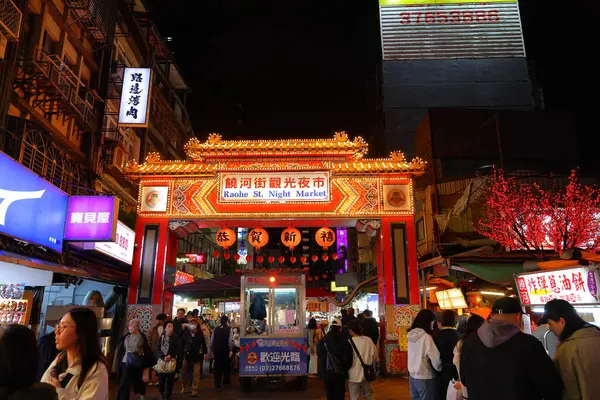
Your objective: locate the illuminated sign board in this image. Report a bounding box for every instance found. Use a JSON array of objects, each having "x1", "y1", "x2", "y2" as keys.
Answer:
[
  {"x1": 379, "y1": 0, "x2": 524, "y2": 61},
  {"x1": 118, "y1": 67, "x2": 152, "y2": 127},
  {"x1": 64, "y1": 196, "x2": 119, "y2": 242},
  {"x1": 219, "y1": 172, "x2": 330, "y2": 203},
  {"x1": 0, "y1": 151, "x2": 68, "y2": 252},
  {"x1": 93, "y1": 221, "x2": 135, "y2": 265},
  {"x1": 516, "y1": 267, "x2": 600, "y2": 306}
]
